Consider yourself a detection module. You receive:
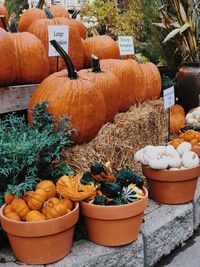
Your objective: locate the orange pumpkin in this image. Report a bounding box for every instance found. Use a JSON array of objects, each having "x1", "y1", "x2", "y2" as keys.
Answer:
[
  {"x1": 49, "y1": 4, "x2": 70, "y2": 19},
  {"x1": 83, "y1": 35, "x2": 120, "y2": 68},
  {"x1": 22, "y1": 191, "x2": 34, "y2": 203},
  {"x1": 27, "y1": 8, "x2": 84, "y2": 73},
  {"x1": 36, "y1": 180, "x2": 56, "y2": 199},
  {"x1": 60, "y1": 198, "x2": 73, "y2": 211},
  {"x1": 11, "y1": 198, "x2": 30, "y2": 220},
  {"x1": 28, "y1": 40, "x2": 106, "y2": 144},
  {"x1": 4, "y1": 194, "x2": 14, "y2": 205},
  {"x1": 71, "y1": 10, "x2": 87, "y2": 39},
  {"x1": 28, "y1": 188, "x2": 48, "y2": 210},
  {"x1": 79, "y1": 56, "x2": 120, "y2": 122},
  {"x1": 170, "y1": 138, "x2": 184, "y2": 148},
  {"x1": 4, "y1": 211, "x2": 21, "y2": 221},
  {"x1": 170, "y1": 112, "x2": 185, "y2": 134},
  {"x1": 171, "y1": 104, "x2": 185, "y2": 116},
  {"x1": 42, "y1": 197, "x2": 69, "y2": 219},
  {"x1": 26, "y1": 210, "x2": 46, "y2": 222},
  {"x1": 4, "y1": 204, "x2": 13, "y2": 215},
  {"x1": 0, "y1": 4, "x2": 8, "y2": 29}
]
